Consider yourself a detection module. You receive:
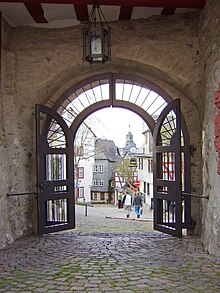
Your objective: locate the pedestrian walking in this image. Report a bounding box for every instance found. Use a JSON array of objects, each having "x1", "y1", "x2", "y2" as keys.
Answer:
[
  {"x1": 133, "y1": 191, "x2": 143, "y2": 218},
  {"x1": 117, "y1": 192, "x2": 123, "y2": 209},
  {"x1": 123, "y1": 192, "x2": 132, "y2": 218}
]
